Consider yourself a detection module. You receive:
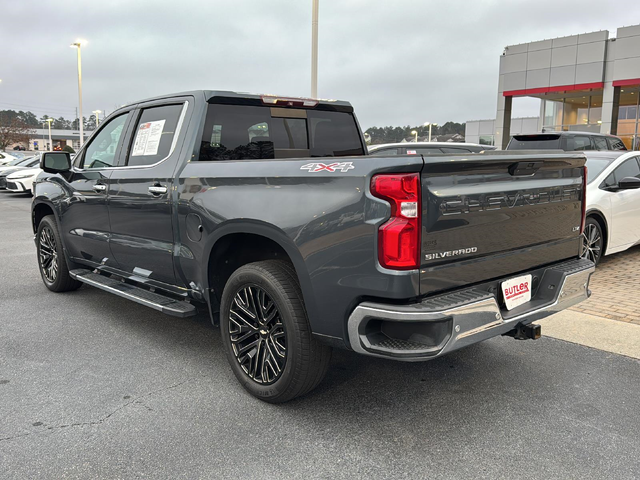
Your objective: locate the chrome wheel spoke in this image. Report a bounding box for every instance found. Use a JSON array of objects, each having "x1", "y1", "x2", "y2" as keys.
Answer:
[
  {"x1": 228, "y1": 285, "x2": 287, "y2": 384},
  {"x1": 38, "y1": 226, "x2": 58, "y2": 283}
]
